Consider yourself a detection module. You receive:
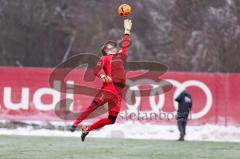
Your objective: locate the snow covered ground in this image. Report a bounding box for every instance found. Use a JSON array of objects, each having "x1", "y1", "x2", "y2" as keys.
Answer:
[{"x1": 1, "y1": 121, "x2": 240, "y2": 142}]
